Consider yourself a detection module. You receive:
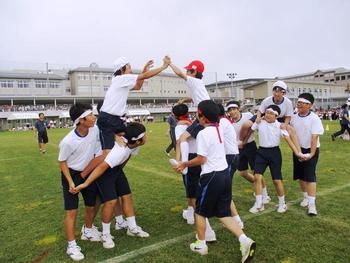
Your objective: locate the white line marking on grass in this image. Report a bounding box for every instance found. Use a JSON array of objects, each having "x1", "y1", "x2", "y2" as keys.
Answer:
[
  {"x1": 127, "y1": 163, "x2": 183, "y2": 182},
  {"x1": 99, "y1": 182, "x2": 350, "y2": 263}
]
